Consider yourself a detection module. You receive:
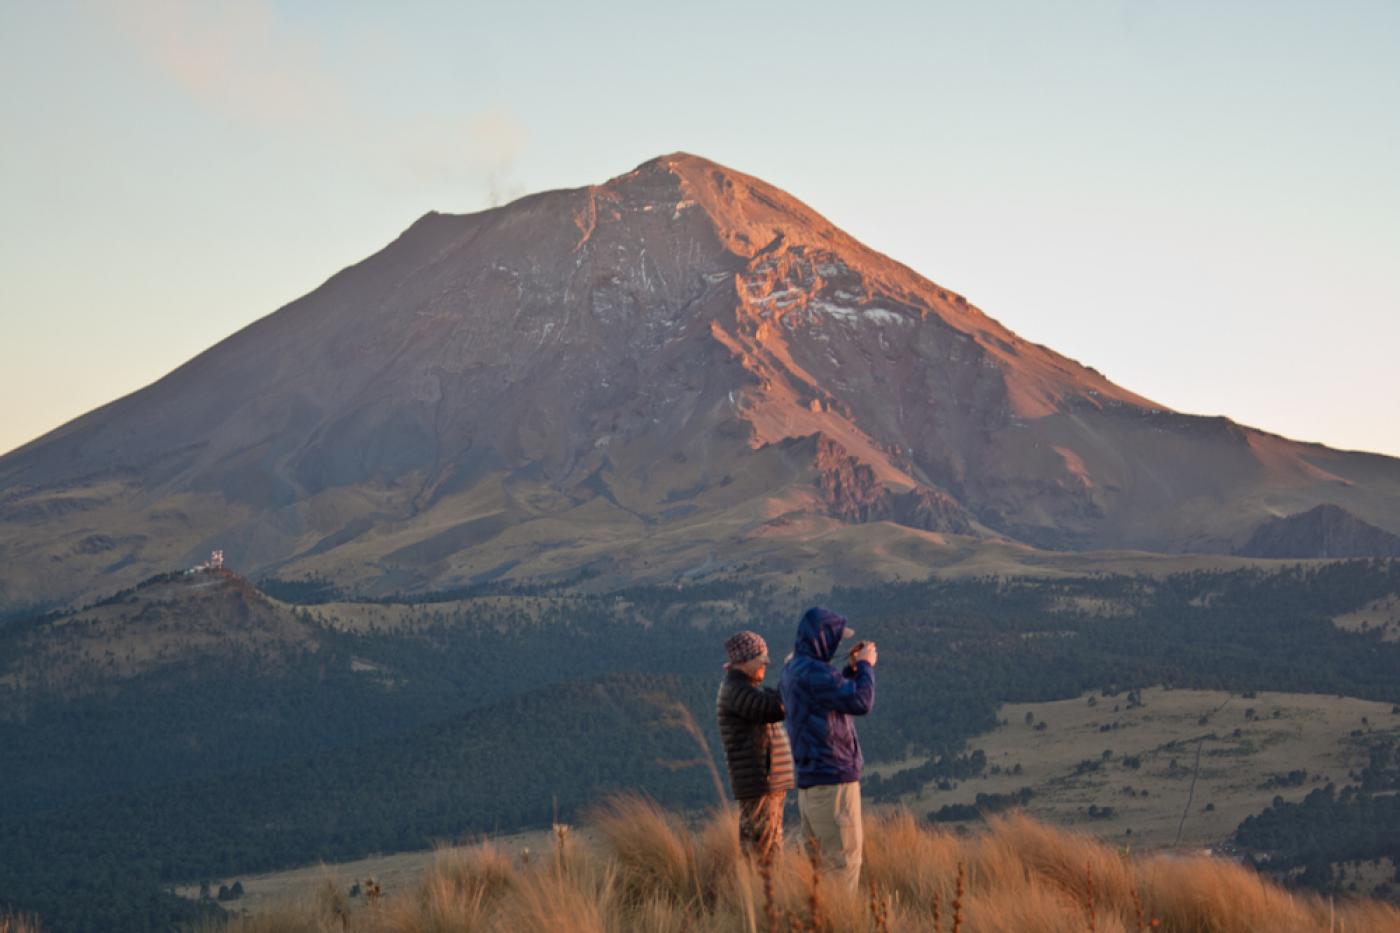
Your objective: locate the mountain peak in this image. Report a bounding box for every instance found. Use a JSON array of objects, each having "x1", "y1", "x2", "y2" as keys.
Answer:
[
  {"x1": 3, "y1": 153, "x2": 1400, "y2": 608},
  {"x1": 600, "y1": 151, "x2": 848, "y2": 257}
]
